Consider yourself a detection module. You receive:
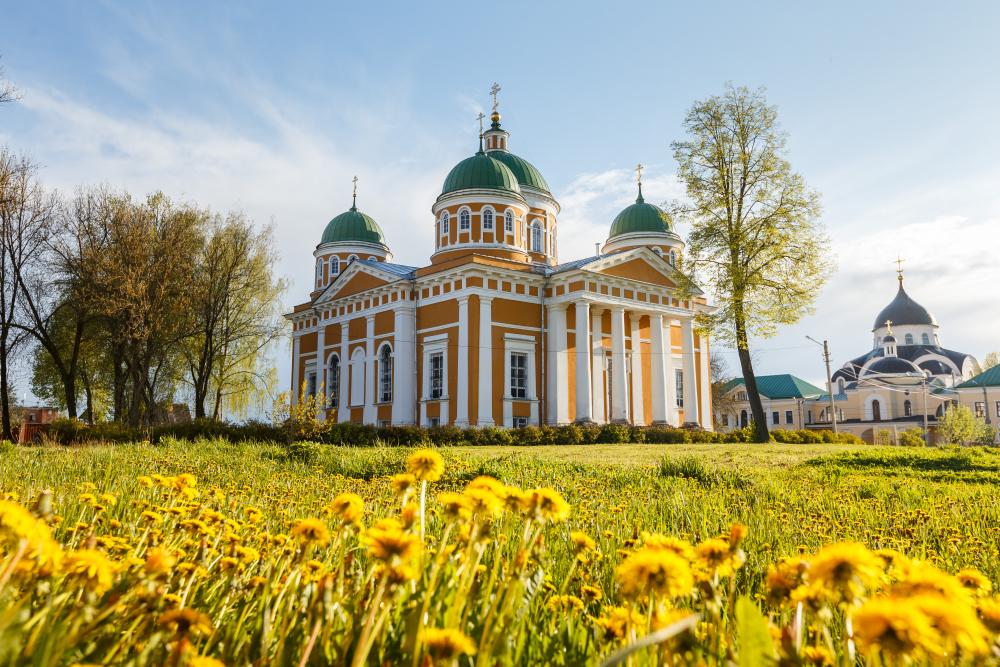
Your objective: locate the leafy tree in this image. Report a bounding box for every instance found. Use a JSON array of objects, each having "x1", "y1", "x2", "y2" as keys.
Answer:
[
  {"x1": 898, "y1": 427, "x2": 926, "y2": 447},
  {"x1": 981, "y1": 351, "x2": 999, "y2": 371},
  {"x1": 668, "y1": 84, "x2": 835, "y2": 443},
  {"x1": 937, "y1": 404, "x2": 995, "y2": 446}
]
